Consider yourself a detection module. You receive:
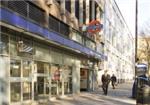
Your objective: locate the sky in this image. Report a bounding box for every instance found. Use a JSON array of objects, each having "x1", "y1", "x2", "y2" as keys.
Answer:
[{"x1": 115, "y1": 0, "x2": 150, "y2": 36}]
